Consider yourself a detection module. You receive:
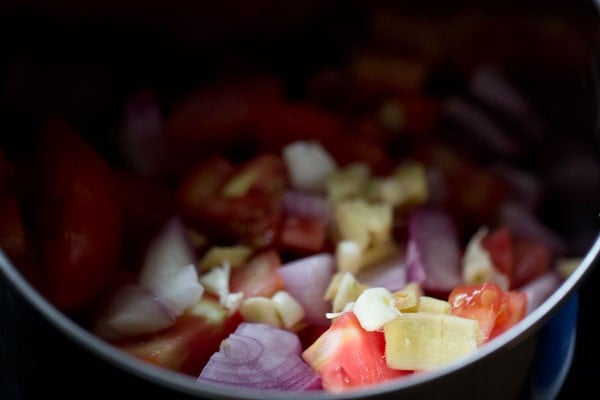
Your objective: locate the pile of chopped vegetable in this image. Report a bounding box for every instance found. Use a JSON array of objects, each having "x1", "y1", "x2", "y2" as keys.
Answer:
[{"x1": 0, "y1": 4, "x2": 591, "y2": 396}]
